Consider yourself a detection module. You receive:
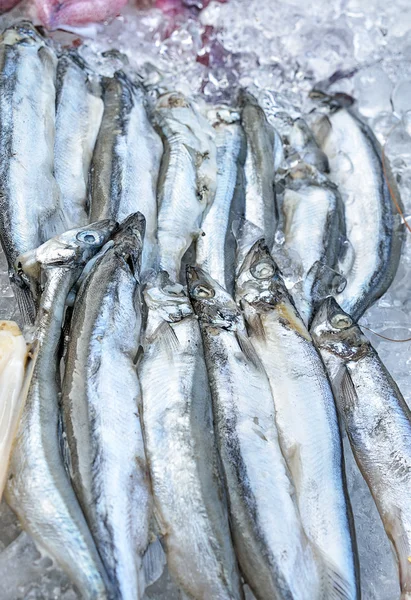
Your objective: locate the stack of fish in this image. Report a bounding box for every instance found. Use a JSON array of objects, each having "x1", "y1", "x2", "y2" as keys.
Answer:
[{"x1": 0, "y1": 20, "x2": 409, "y2": 600}]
